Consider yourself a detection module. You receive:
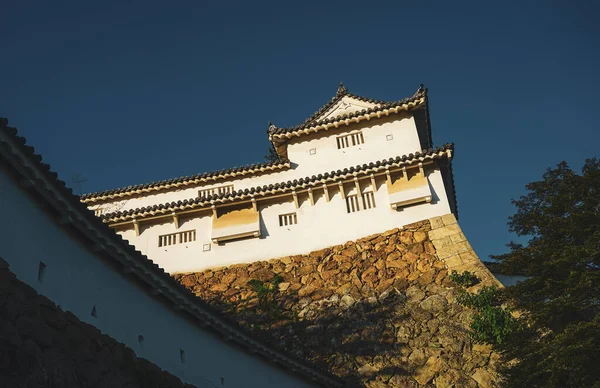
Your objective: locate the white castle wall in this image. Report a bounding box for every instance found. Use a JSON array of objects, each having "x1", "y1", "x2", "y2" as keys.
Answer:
[
  {"x1": 0, "y1": 167, "x2": 316, "y2": 388},
  {"x1": 117, "y1": 168, "x2": 451, "y2": 274},
  {"x1": 93, "y1": 114, "x2": 422, "y2": 214}
]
